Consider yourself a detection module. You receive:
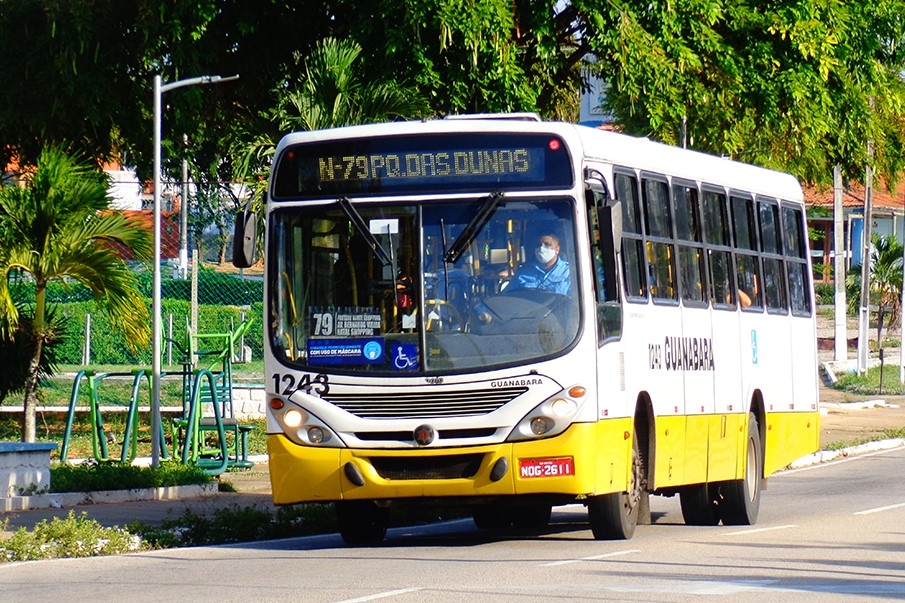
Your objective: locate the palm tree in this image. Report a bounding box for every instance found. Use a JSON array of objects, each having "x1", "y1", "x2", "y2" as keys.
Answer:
[
  {"x1": 227, "y1": 37, "x2": 430, "y2": 265},
  {"x1": 232, "y1": 36, "x2": 430, "y2": 203},
  {"x1": 846, "y1": 233, "x2": 904, "y2": 347},
  {"x1": 0, "y1": 147, "x2": 152, "y2": 442},
  {"x1": 281, "y1": 36, "x2": 430, "y2": 132}
]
